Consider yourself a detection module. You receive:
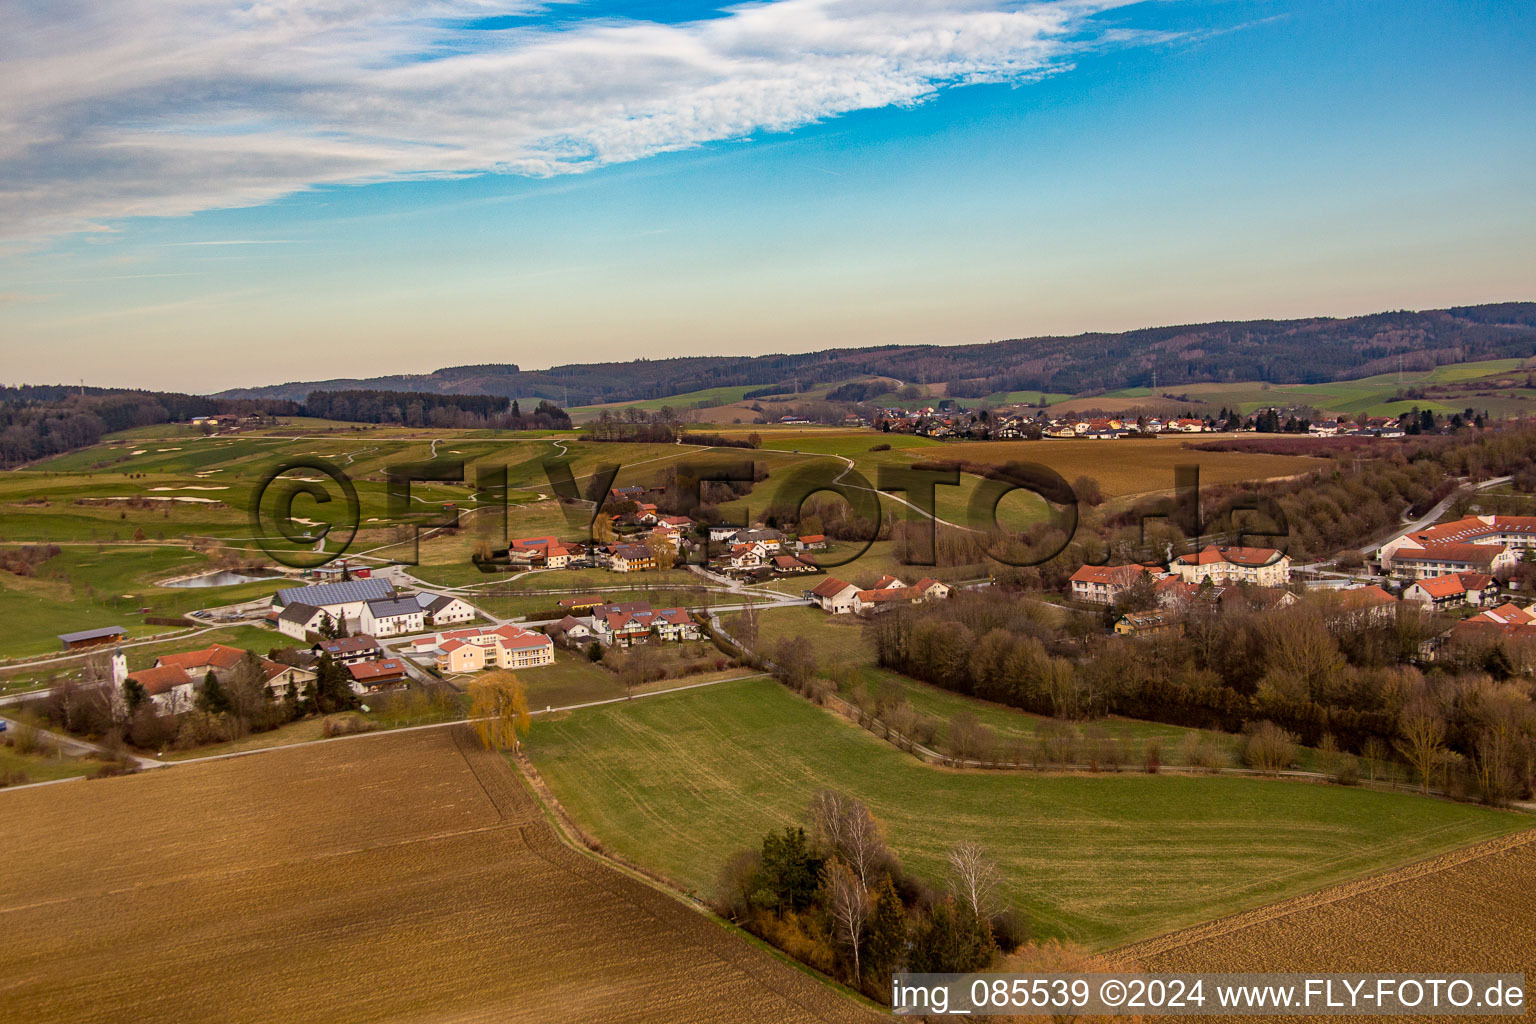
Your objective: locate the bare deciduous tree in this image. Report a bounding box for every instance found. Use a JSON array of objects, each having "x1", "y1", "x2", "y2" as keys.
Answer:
[
  {"x1": 947, "y1": 841, "x2": 1001, "y2": 921},
  {"x1": 1395, "y1": 698, "x2": 1447, "y2": 795},
  {"x1": 821, "y1": 856, "x2": 869, "y2": 983}
]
